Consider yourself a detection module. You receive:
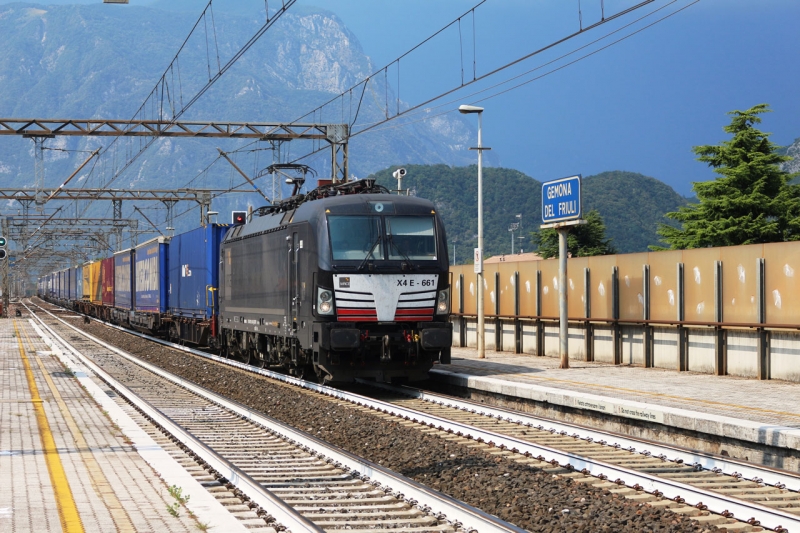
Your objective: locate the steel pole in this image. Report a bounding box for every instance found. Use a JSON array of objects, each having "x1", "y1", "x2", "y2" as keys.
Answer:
[
  {"x1": 477, "y1": 111, "x2": 485, "y2": 359},
  {"x1": 558, "y1": 227, "x2": 569, "y2": 368}
]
